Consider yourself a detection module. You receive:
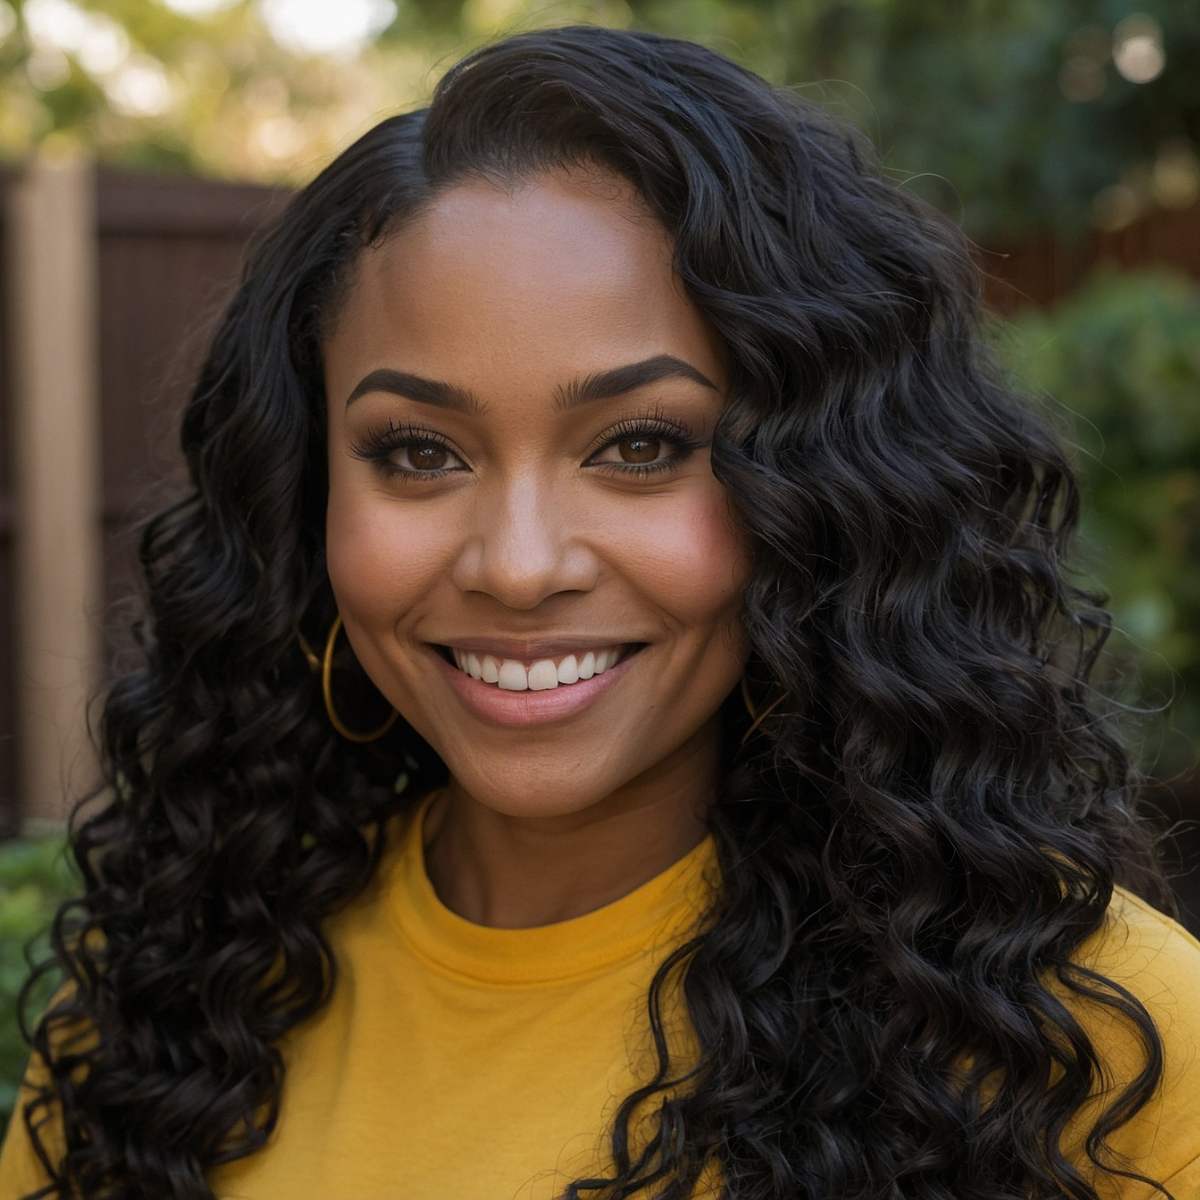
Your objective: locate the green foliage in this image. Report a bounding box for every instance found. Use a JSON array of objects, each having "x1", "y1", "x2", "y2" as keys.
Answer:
[
  {"x1": 624, "y1": 0, "x2": 1200, "y2": 241},
  {"x1": 991, "y1": 266, "x2": 1200, "y2": 779},
  {"x1": 0, "y1": 833, "x2": 78, "y2": 1136},
  {"x1": 2, "y1": 1, "x2": 1198, "y2": 241}
]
